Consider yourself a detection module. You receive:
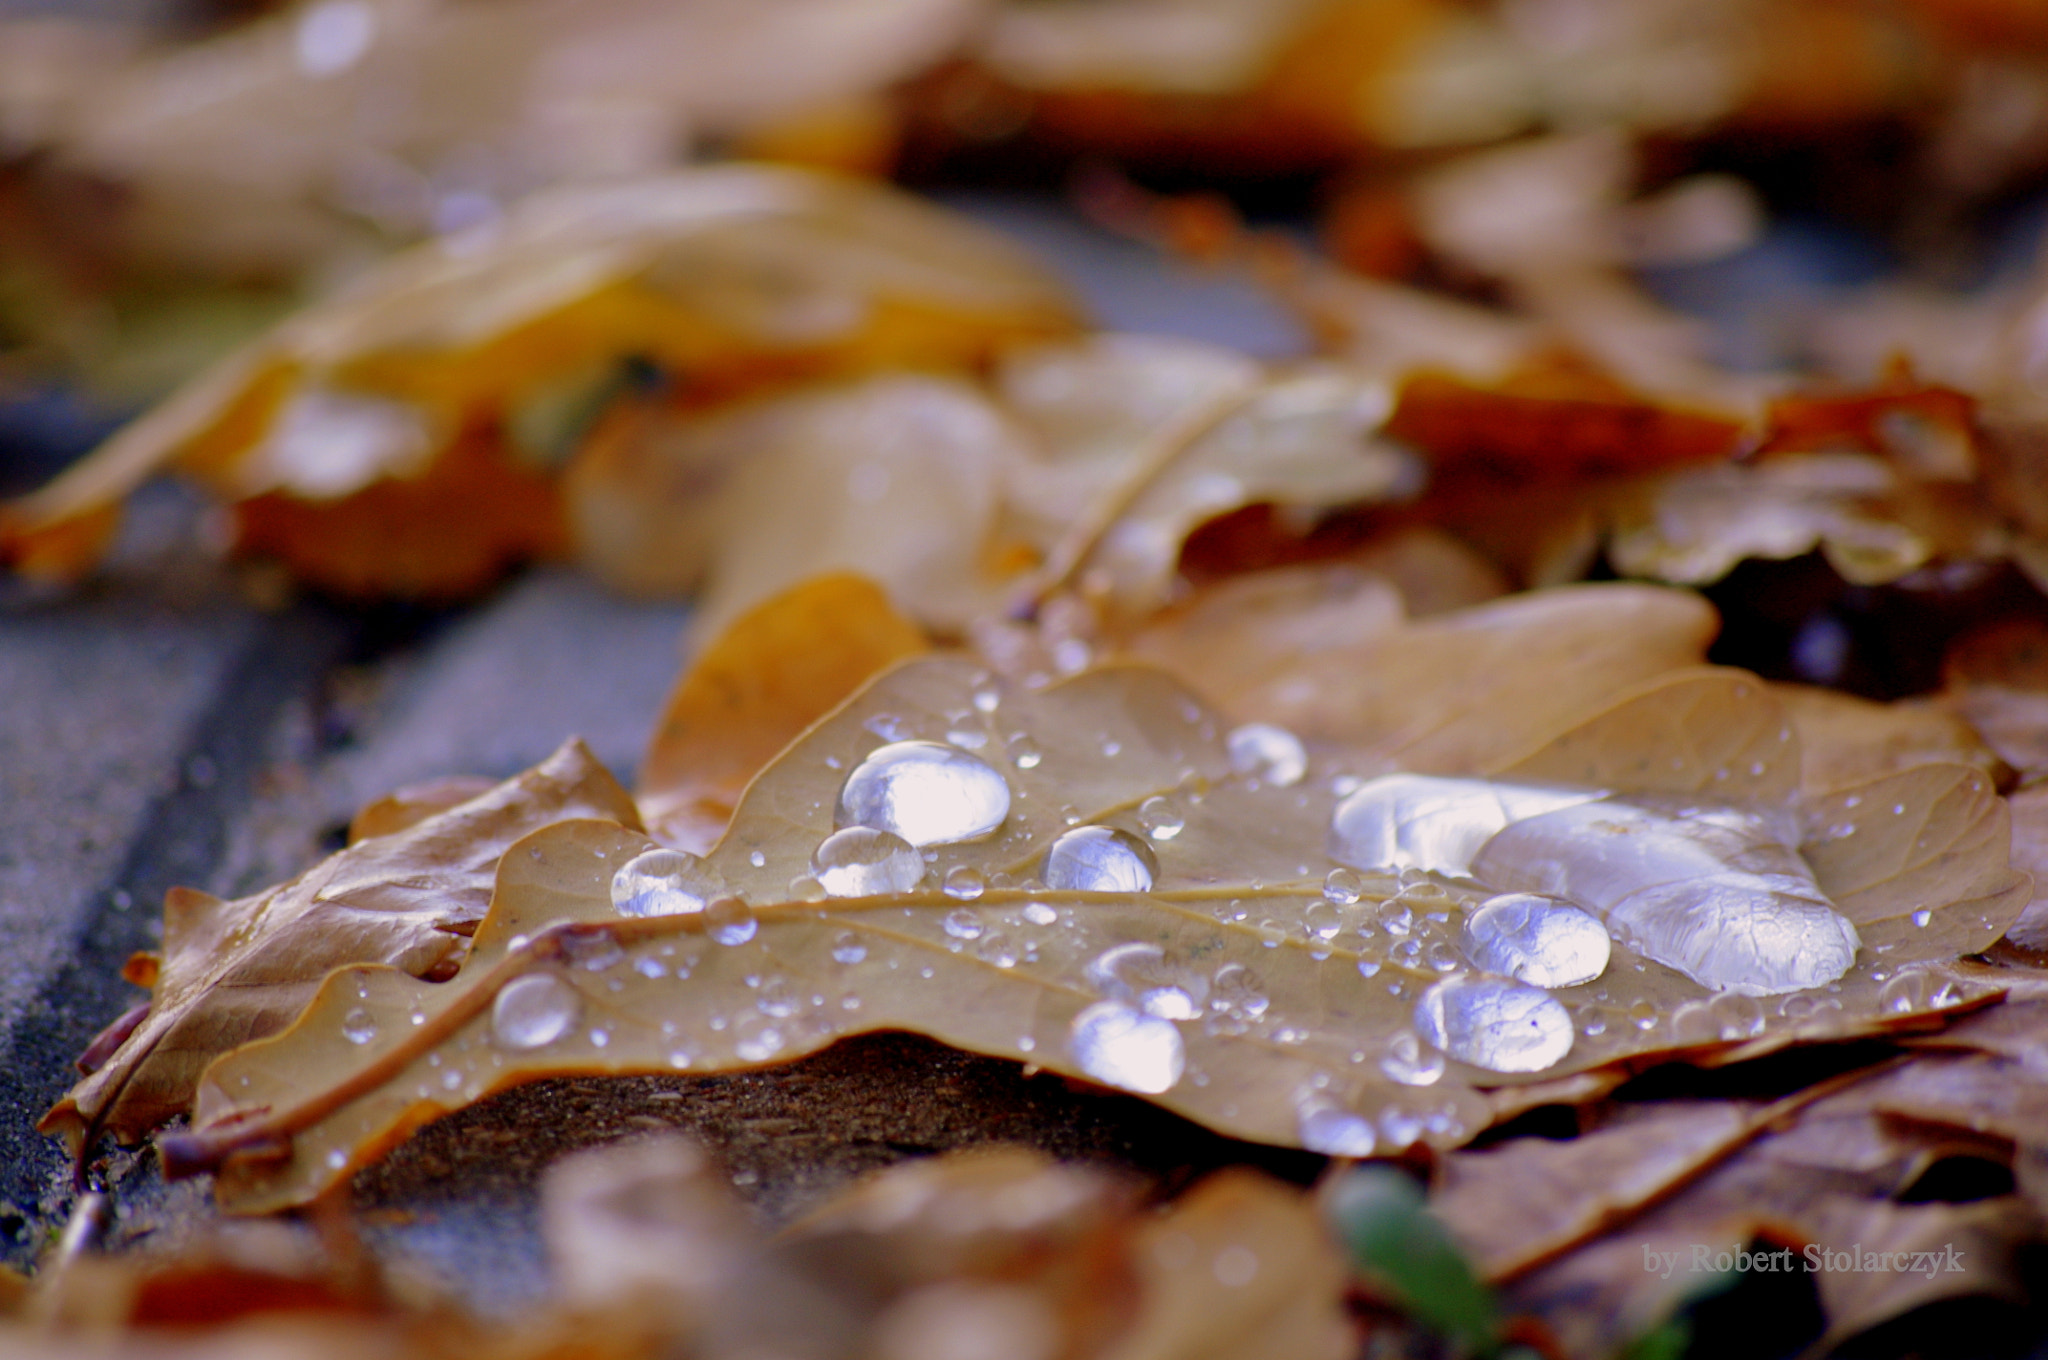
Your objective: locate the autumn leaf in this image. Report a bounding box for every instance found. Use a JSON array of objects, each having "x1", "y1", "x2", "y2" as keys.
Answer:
[
  {"x1": 40, "y1": 739, "x2": 641, "y2": 1154},
  {"x1": 2, "y1": 165, "x2": 1081, "y2": 595},
  {"x1": 152, "y1": 655, "x2": 2022, "y2": 1212},
  {"x1": 637, "y1": 572, "x2": 931, "y2": 851}
]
